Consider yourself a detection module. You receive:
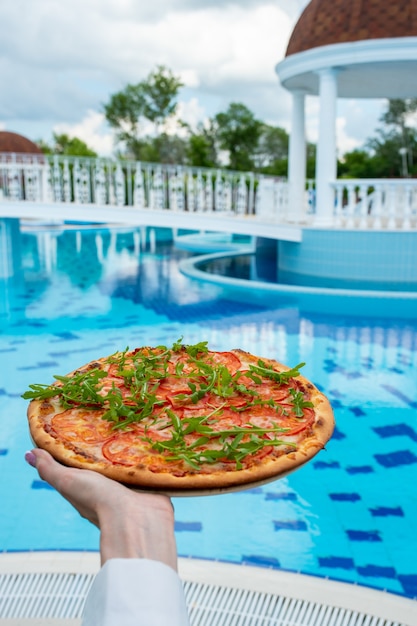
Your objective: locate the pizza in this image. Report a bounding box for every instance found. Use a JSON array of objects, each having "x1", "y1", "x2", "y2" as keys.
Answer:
[{"x1": 23, "y1": 339, "x2": 334, "y2": 494}]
